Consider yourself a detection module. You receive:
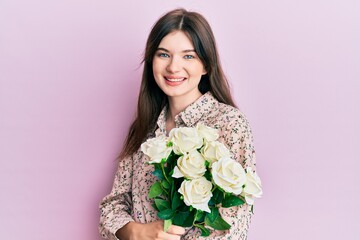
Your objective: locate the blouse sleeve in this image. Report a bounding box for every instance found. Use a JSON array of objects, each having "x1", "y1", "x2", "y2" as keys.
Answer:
[
  {"x1": 99, "y1": 155, "x2": 135, "y2": 240},
  {"x1": 193, "y1": 114, "x2": 257, "y2": 240}
]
